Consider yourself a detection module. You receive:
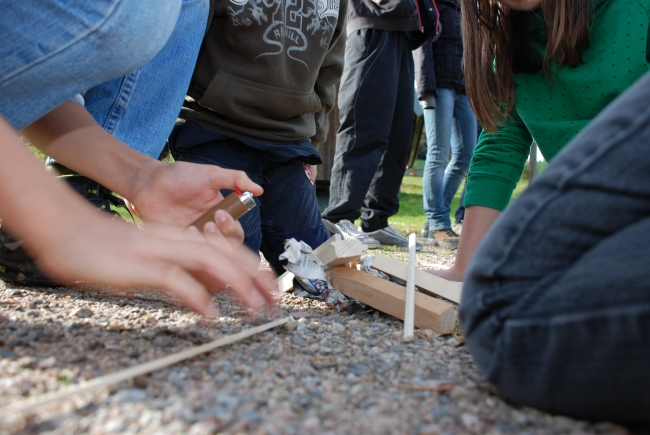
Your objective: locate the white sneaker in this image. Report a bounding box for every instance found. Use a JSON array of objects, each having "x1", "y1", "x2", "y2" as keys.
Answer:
[{"x1": 322, "y1": 219, "x2": 380, "y2": 247}]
